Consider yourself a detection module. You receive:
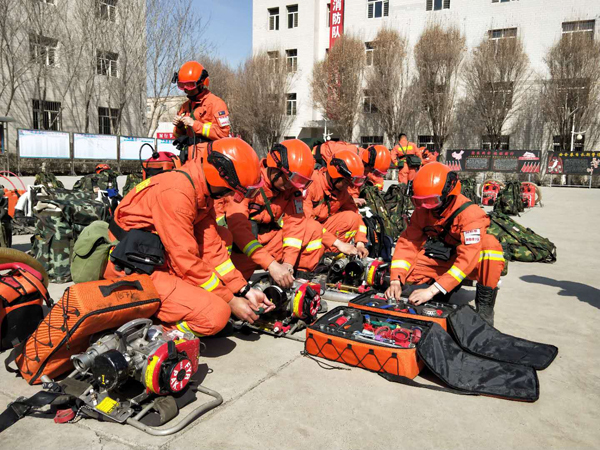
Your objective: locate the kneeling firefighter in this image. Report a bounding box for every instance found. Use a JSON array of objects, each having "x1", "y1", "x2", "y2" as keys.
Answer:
[
  {"x1": 305, "y1": 150, "x2": 370, "y2": 258},
  {"x1": 385, "y1": 162, "x2": 505, "y2": 325},
  {"x1": 349, "y1": 145, "x2": 391, "y2": 205},
  {"x1": 221, "y1": 139, "x2": 324, "y2": 288},
  {"x1": 105, "y1": 138, "x2": 273, "y2": 336}
]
